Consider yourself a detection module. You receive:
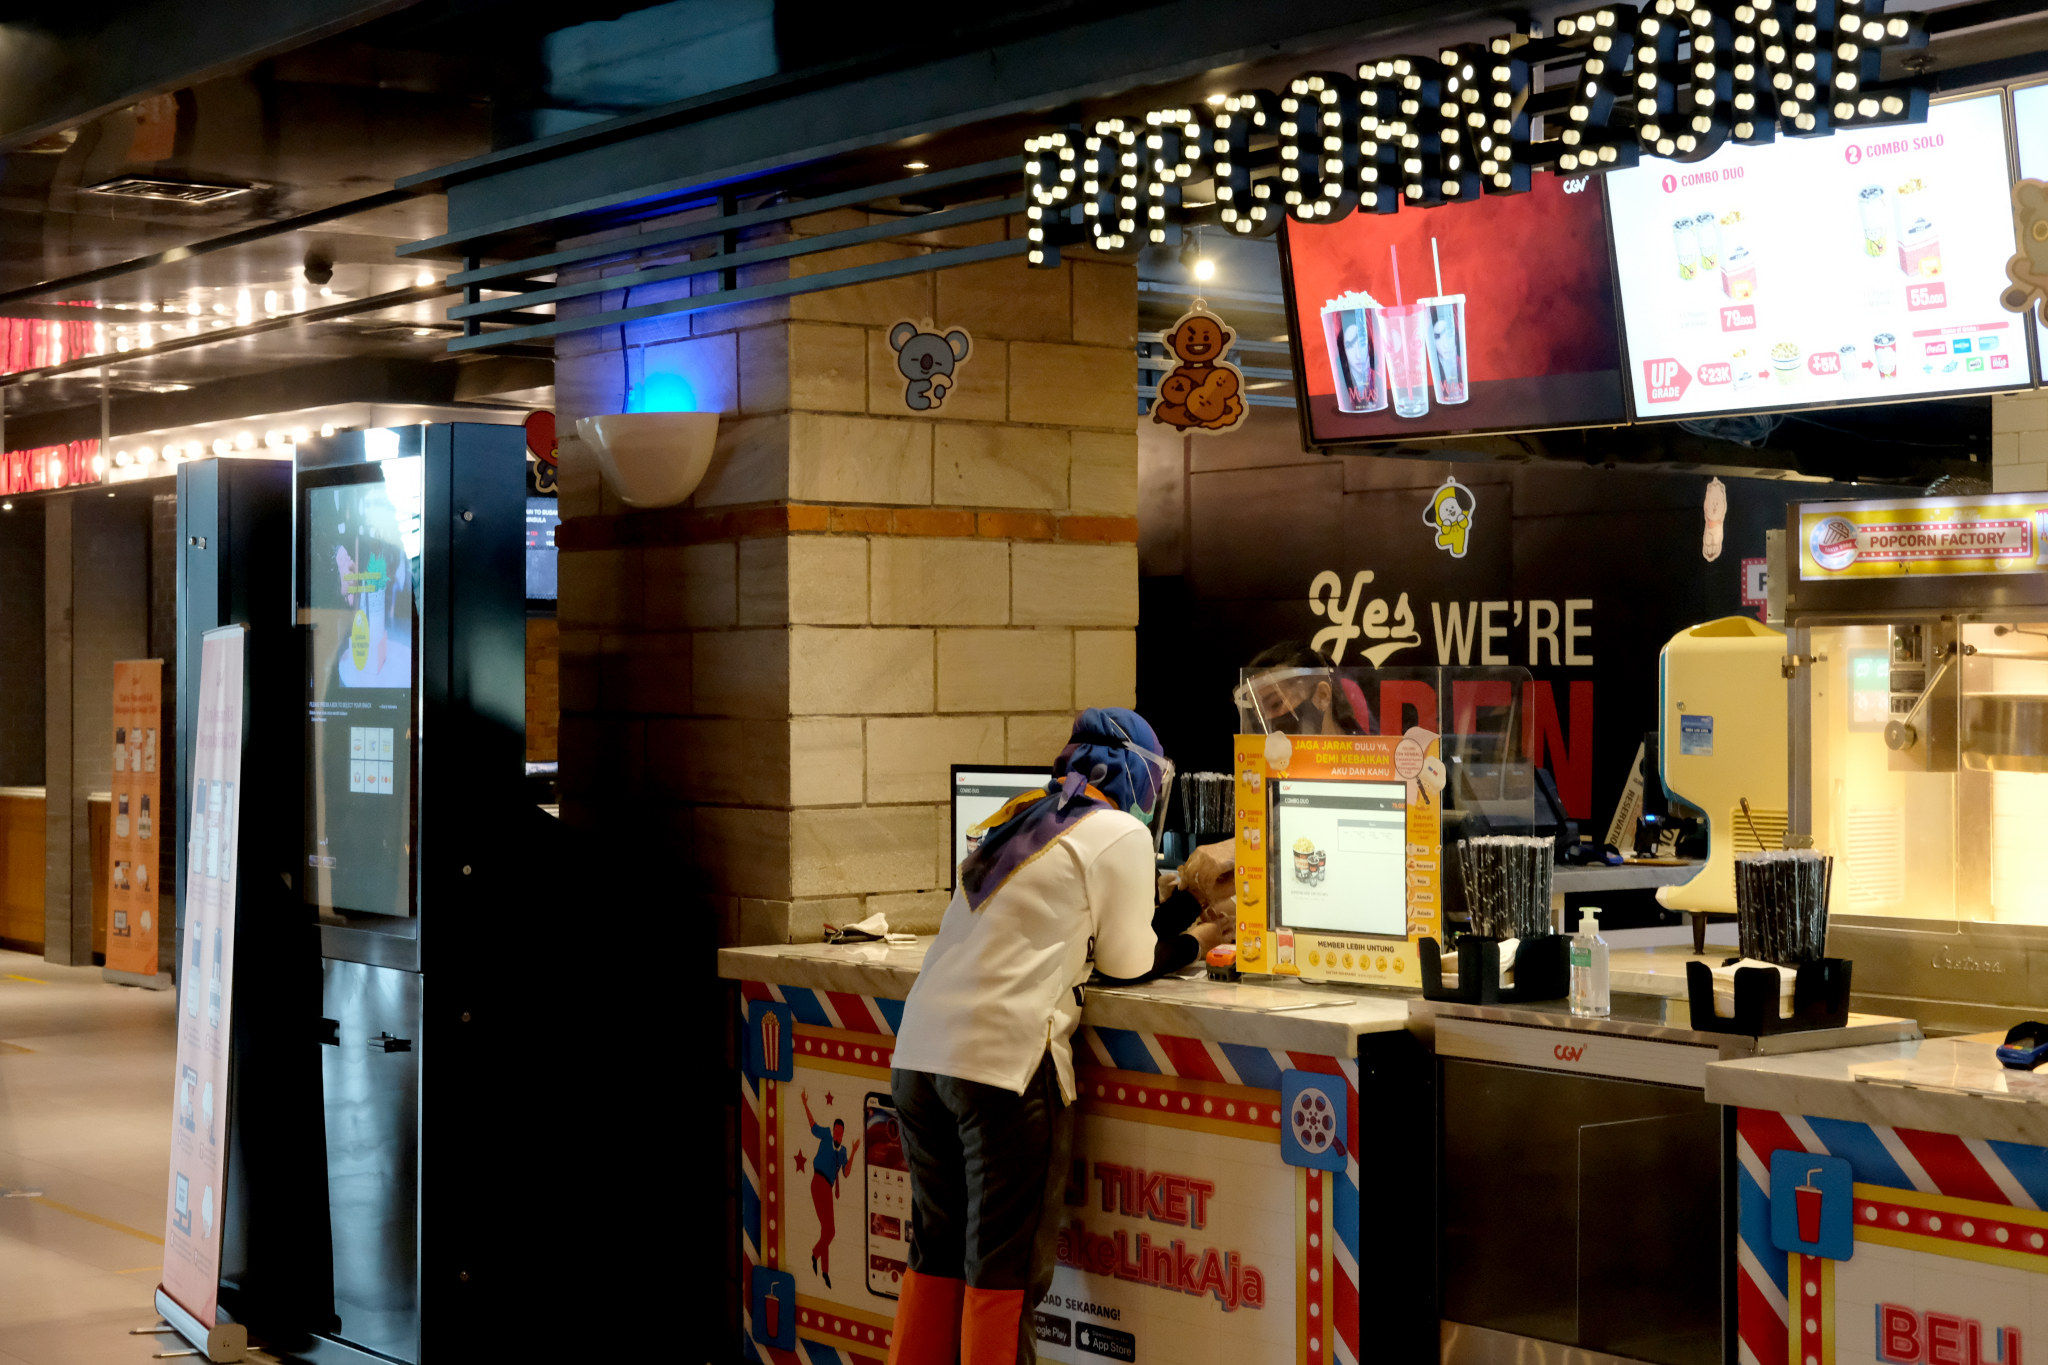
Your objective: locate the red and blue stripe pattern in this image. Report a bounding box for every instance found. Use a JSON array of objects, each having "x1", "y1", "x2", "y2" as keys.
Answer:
[{"x1": 1735, "y1": 1106, "x2": 2048, "y2": 1365}]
